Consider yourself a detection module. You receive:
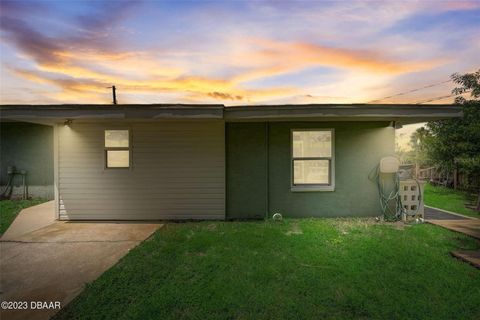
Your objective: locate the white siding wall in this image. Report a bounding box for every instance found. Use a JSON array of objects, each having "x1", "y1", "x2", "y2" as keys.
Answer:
[{"x1": 58, "y1": 121, "x2": 225, "y2": 220}]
